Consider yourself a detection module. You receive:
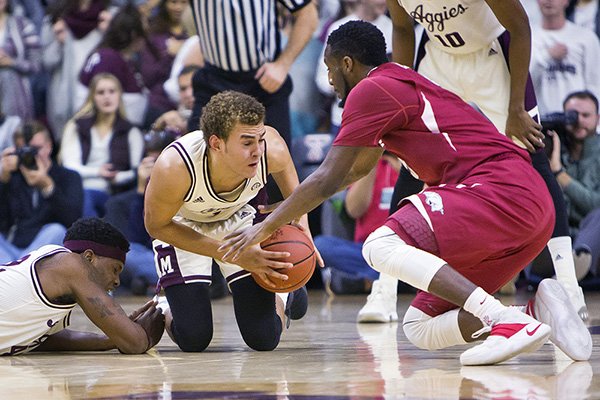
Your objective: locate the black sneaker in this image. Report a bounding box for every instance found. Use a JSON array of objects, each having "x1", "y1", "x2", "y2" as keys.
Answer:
[{"x1": 284, "y1": 286, "x2": 308, "y2": 328}]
